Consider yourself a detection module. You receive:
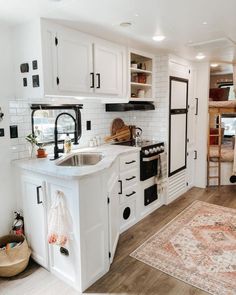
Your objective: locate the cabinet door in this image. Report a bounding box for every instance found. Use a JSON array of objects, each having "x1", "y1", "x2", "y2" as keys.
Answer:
[
  {"x1": 57, "y1": 29, "x2": 93, "y2": 93},
  {"x1": 94, "y1": 43, "x2": 124, "y2": 96},
  {"x1": 21, "y1": 176, "x2": 48, "y2": 269},
  {"x1": 108, "y1": 166, "x2": 120, "y2": 263}
]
